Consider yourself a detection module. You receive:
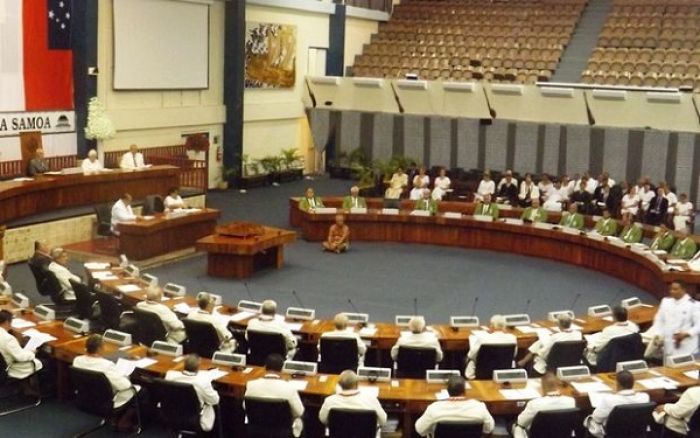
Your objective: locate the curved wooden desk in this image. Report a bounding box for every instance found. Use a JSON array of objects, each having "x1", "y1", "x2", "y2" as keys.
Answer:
[
  {"x1": 0, "y1": 165, "x2": 179, "y2": 225},
  {"x1": 289, "y1": 200, "x2": 700, "y2": 298}
]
